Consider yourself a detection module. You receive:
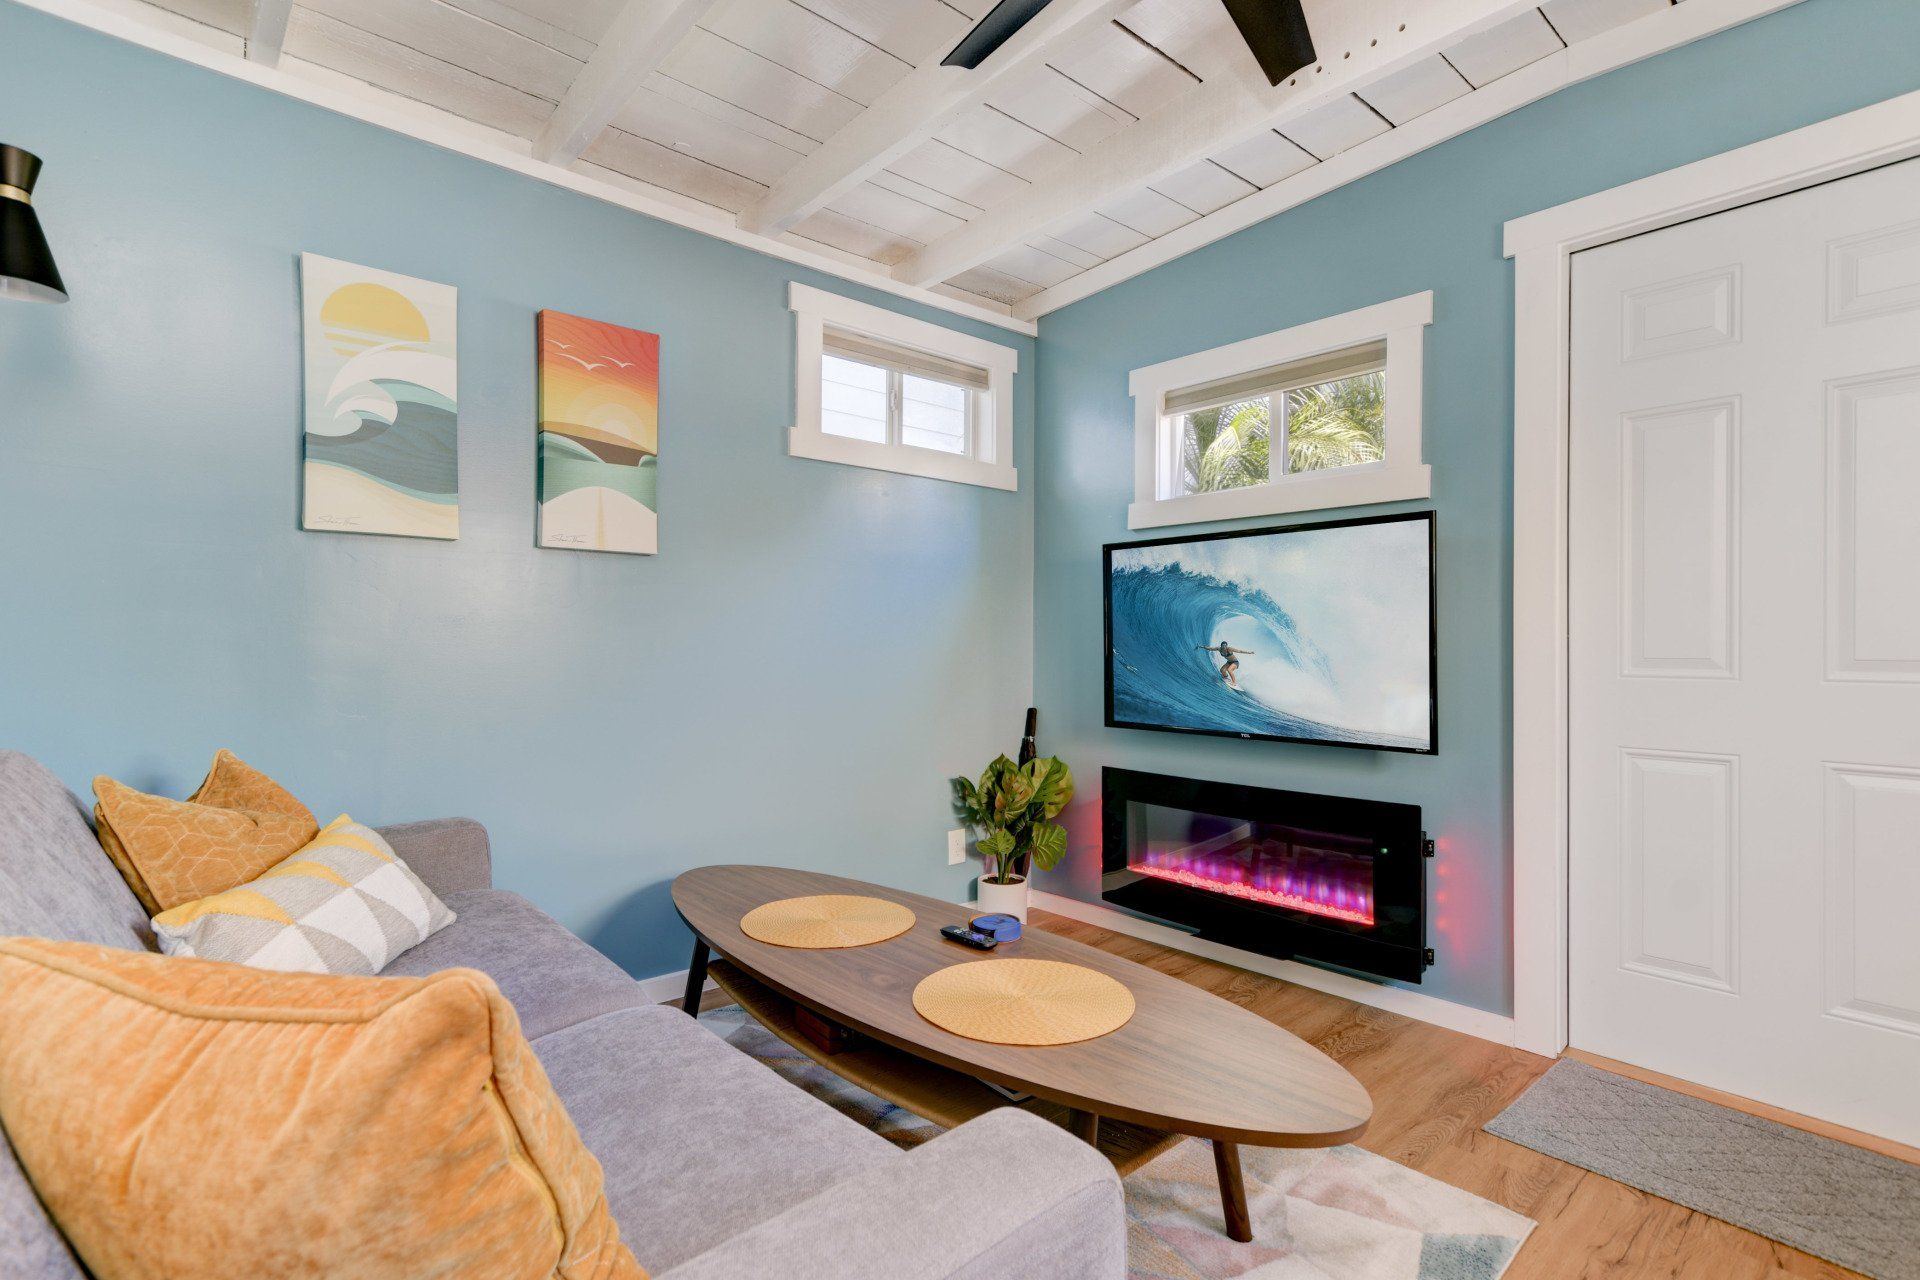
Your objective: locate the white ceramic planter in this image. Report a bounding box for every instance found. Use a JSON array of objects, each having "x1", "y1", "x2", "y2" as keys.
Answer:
[{"x1": 975, "y1": 874, "x2": 1029, "y2": 924}]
